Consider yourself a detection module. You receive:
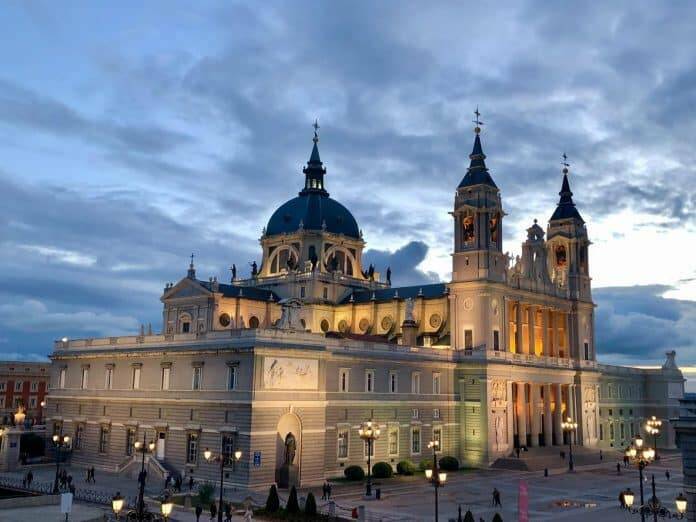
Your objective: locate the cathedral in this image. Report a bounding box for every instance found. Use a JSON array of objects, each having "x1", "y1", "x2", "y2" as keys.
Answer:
[{"x1": 46, "y1": 118, "x2": 684, "y2": 489}]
